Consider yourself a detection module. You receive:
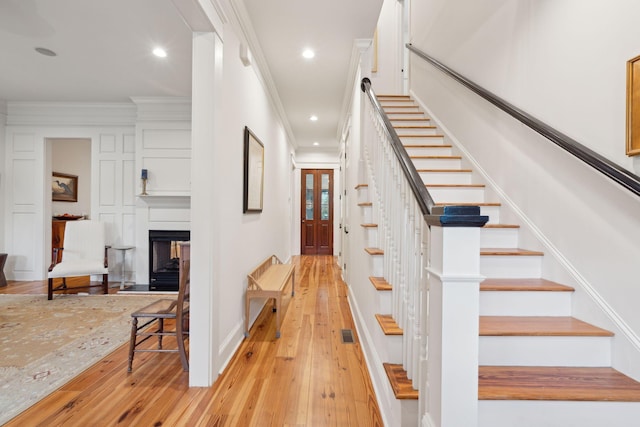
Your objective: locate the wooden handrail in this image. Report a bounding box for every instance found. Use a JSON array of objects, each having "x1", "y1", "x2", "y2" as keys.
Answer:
[
  {"x1": 406, "y1": 43, "x2": 640, "y2": 197},
  {"x1": 361, "y1": 78, "x2": 488, "y2": 227}
]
